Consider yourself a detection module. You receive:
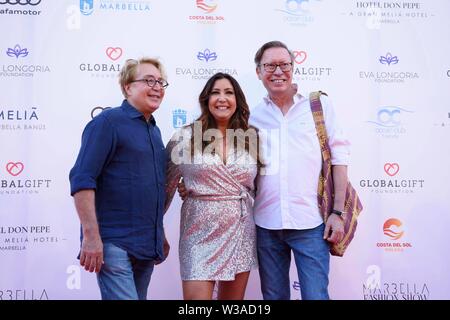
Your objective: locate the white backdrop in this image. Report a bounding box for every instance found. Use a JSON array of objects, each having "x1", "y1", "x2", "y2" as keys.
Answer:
[{"x1": 1, "y1": 0, "x2": 450, "y2": 300}]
